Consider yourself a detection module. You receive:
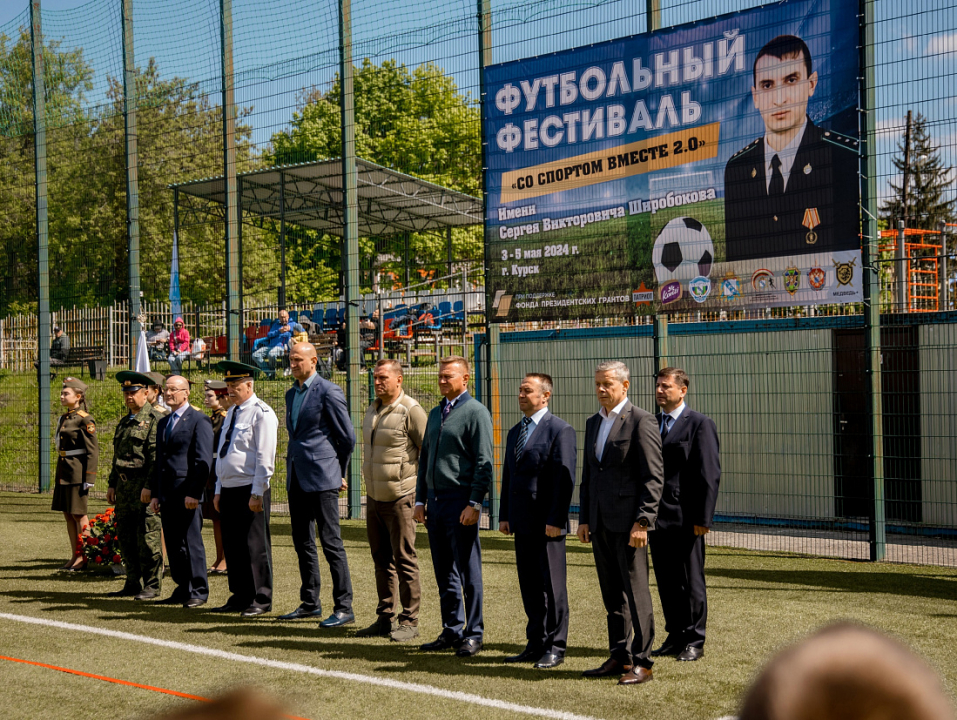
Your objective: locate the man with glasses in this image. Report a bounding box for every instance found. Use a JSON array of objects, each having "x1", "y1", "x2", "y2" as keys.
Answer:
[
  {"x1": 210, "y1": 361, "x2": 279, "y2": 618},
  {"x1": 147, "y1": 375, "x2": 213, "y2": 607}
]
